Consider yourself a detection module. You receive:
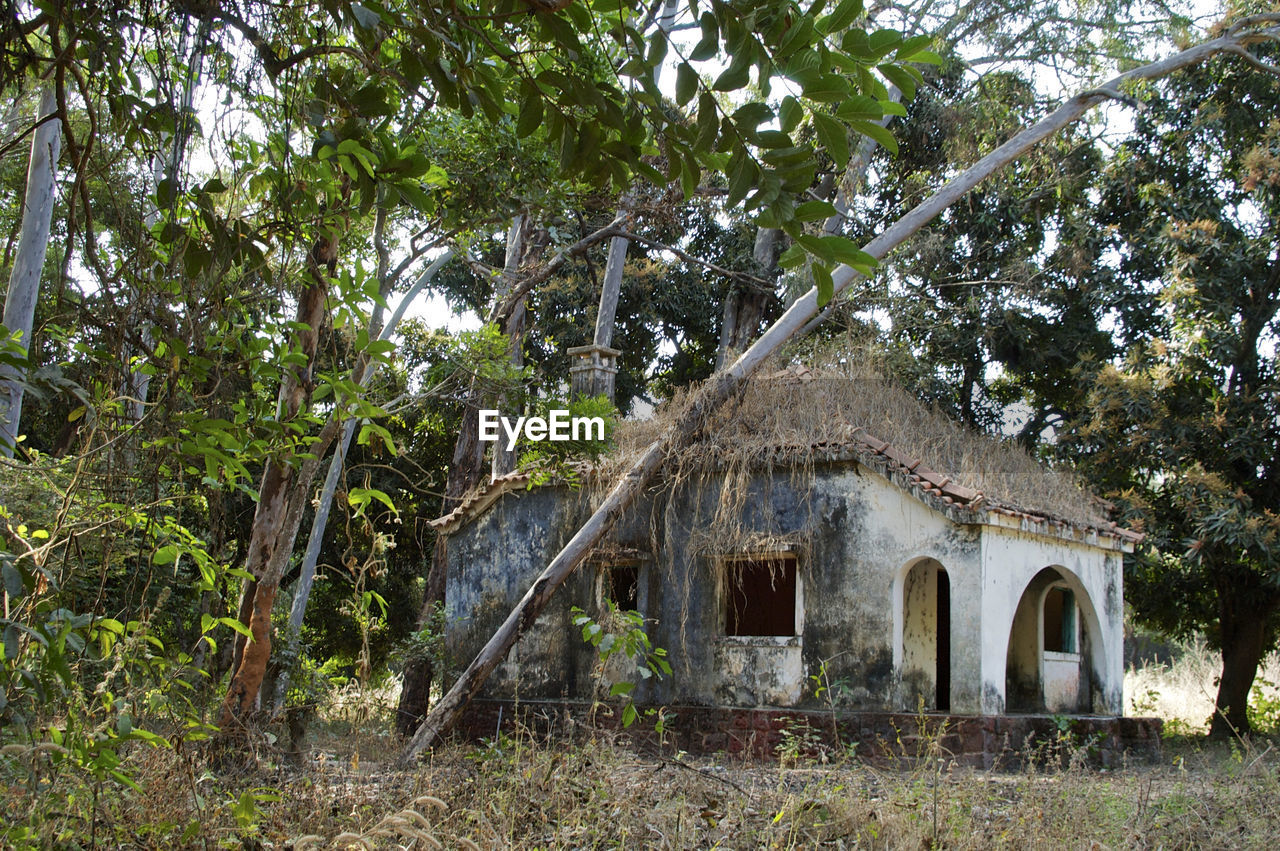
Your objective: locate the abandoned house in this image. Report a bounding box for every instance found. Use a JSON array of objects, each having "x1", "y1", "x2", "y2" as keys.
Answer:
[{"x1": 432, "y1": 366, "x2": 1148, "y2": 756}]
